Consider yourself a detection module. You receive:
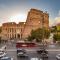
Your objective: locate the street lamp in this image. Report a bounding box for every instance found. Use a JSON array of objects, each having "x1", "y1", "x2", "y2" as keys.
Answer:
[
  {"x1": 42, "y1": 14, "x2": 45, "y2": 60},
  {"x1": 42, "y1": 14, "x2": 45, "y2": 49}
]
